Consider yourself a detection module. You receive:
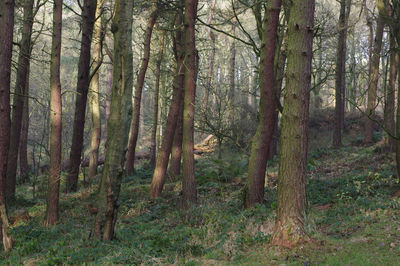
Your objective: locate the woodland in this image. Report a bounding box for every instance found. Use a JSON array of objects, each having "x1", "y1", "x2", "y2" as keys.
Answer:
[{"x1": 1, "y1": 0, "x2": 400, "y2": 264}]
